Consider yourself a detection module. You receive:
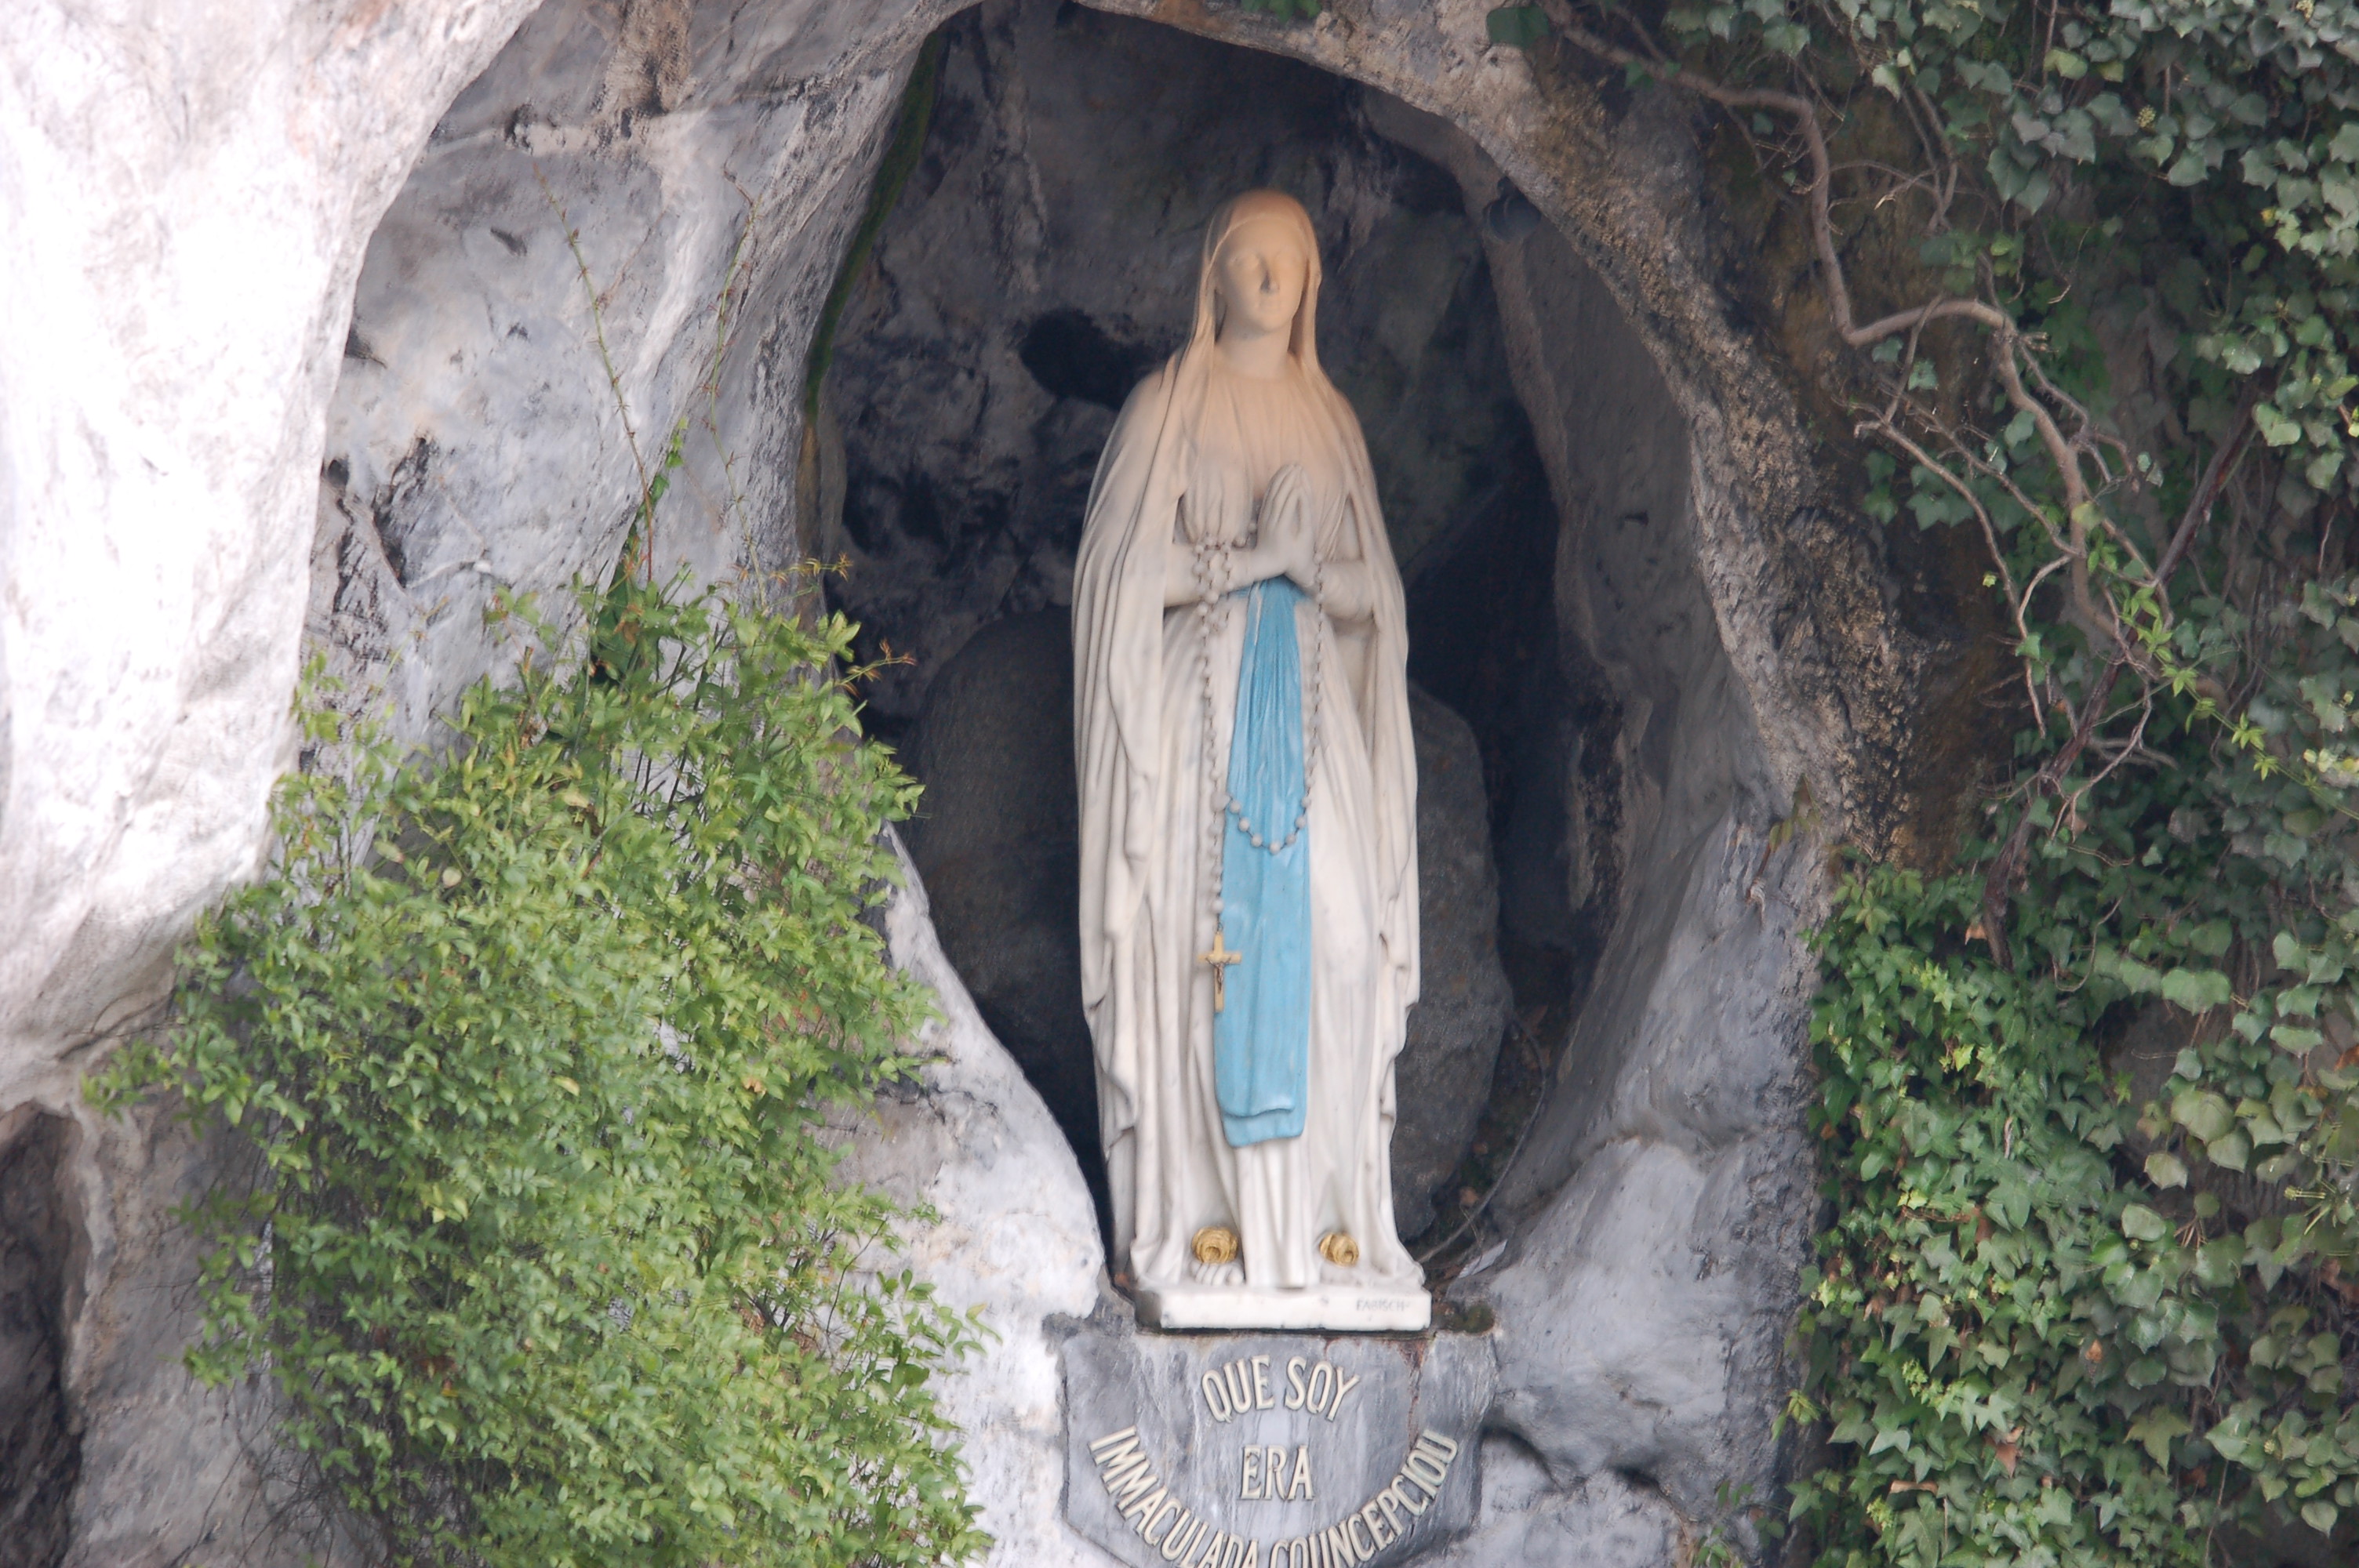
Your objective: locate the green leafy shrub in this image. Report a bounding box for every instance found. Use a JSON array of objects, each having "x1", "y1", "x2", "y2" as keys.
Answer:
[{"x1": 93, "y1": 575, "x2": 985, "y2": 1567}]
